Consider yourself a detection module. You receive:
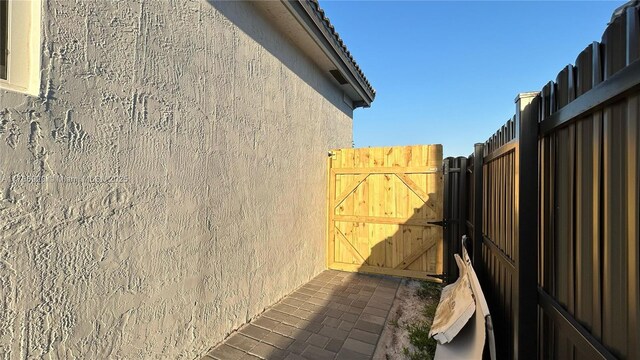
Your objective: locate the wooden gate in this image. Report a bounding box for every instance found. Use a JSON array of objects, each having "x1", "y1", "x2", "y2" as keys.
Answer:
[{"x1": 327, "y1": 145, "x2": 444, "y2": 281}]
